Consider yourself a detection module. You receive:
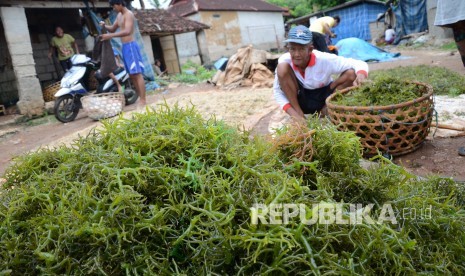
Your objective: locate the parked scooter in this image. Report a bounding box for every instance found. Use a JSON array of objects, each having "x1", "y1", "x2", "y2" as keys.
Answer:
[{"x1": 53, "y1": 54, "x2": 138, "y2": 123}]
